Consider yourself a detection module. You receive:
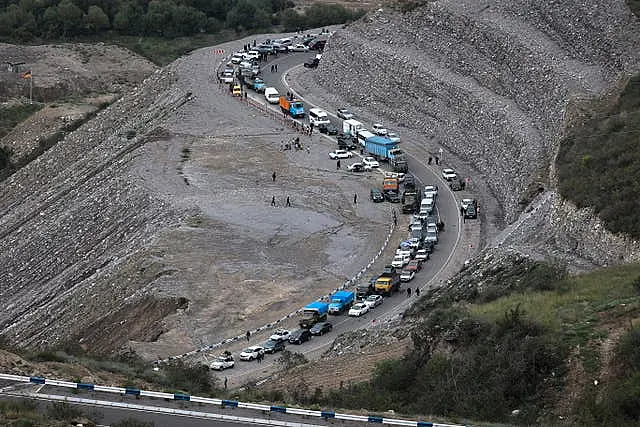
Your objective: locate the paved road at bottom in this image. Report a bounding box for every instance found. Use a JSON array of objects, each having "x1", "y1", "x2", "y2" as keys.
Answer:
[{"x1": 1, "y1": 391, "x2": 370, "y2": 427}]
